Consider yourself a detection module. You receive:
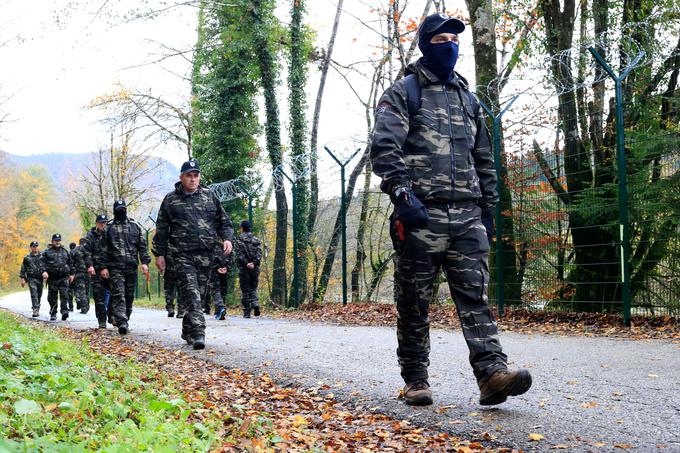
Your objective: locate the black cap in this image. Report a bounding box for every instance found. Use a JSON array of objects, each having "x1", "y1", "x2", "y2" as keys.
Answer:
[
  {"x1": 240, "y1": 220, "x2": 252, "y2": 231},
  {"x1": 69, "y1": 242, "x2": 76, "y2": 250},
  {"x1": 419, "y1": 13, "x2": 465, "y2": 37},
  {"x1": 30, "y1": 241, "x2": 39, "y2": 247},
  {"x1": 52, "y1": 233, "x2": 62, "y2": 241},
  {"x1": 180, "y1": 159, "x2": 200, "y2": 174},
  {"x1": 113, "y1": 200, "x2": 127, "y2": 211},
  {"x1": 96, "y1": 214, "x2": 108, "y2": 223}
]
